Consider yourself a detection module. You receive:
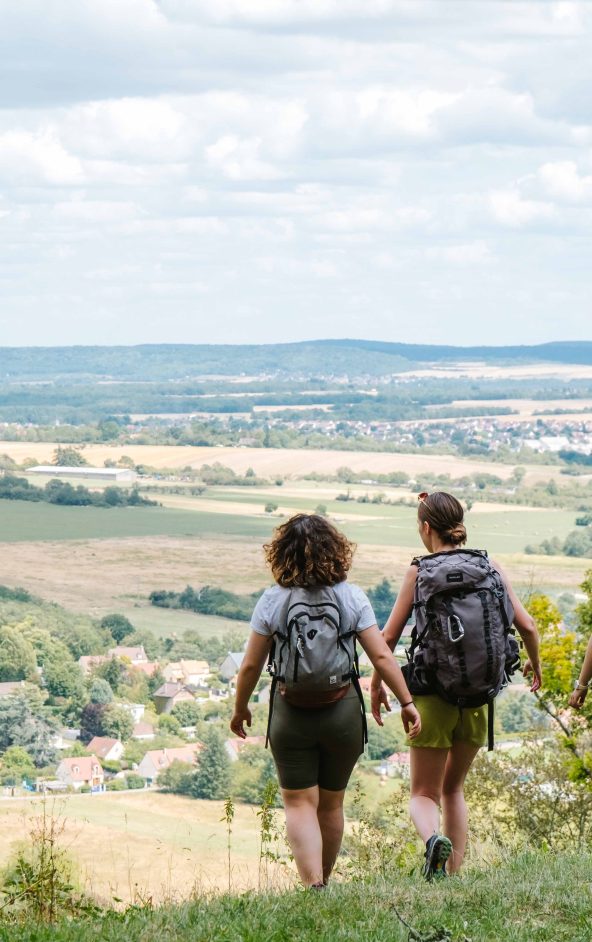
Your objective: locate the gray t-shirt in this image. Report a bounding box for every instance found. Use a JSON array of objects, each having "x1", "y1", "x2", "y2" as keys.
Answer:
[{"x1": 250, "y1": 581, "x2": 377, "y2": 637}]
